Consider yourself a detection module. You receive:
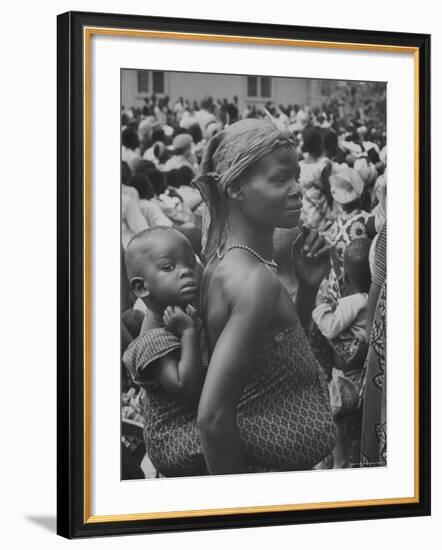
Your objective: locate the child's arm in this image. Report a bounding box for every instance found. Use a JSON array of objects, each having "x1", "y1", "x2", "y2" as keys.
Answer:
[
  {"x1": 312, "y1": 294, "x2": 366, "y2": 340},
  {"x1": 150, "y1": 306, "x2": 204, "y2": 403},
  {"x1": 197, "y1": 266, "x2": 279, "y2": 475}
]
